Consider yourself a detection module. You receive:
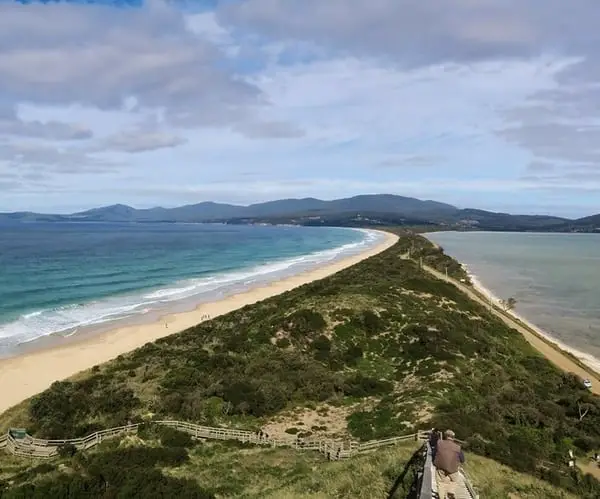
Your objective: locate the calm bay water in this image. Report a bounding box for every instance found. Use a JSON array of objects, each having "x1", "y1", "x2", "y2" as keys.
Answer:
[
  {"x1": 0, "y1": 222, "x2": 378, "y2": 355},
  {"x1": 427, "y1": 231, "x2": 600, "y2": 362}
]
